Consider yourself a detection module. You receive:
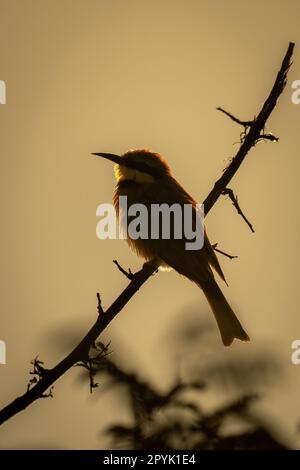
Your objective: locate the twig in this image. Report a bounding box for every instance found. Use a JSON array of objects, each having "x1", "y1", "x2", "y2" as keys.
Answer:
[
  {"x1": 113, "y1": 260, "x2": 134, "y2": 280},
  {"x1": 212, "y1": 243, "x2": 238, "y2": 260},
  {"x1": 222, "y1": 188, "x2": 255, "y2": 233},
  {"x1": 217, "y1": 107, "x2": 253, "y2": 127},
  {"x1": 96, "y1": 293, "x2": 104, "y2": 315},
  {"x1": 0, "y1": 42, "x2": 294, "y2": 426}
]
